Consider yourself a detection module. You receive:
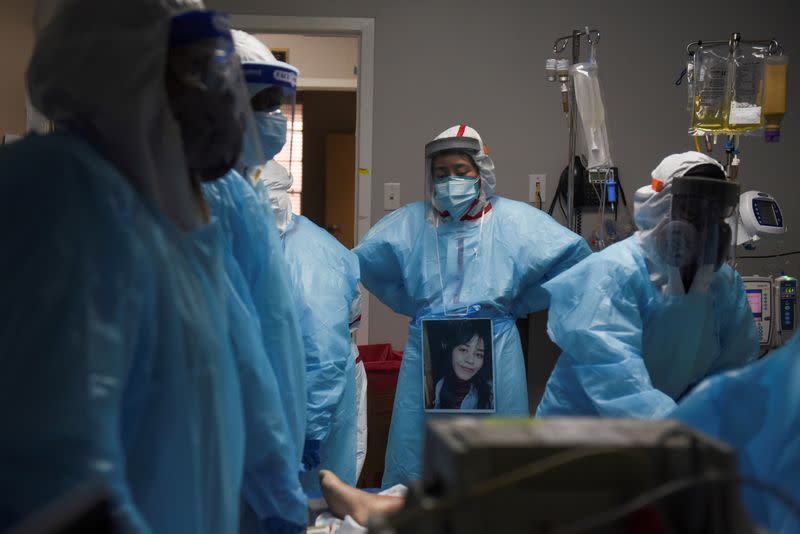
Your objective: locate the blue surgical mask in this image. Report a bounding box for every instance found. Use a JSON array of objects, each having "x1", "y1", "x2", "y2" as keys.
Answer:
[
  {"x1": 239, "y1": 111, "x2": 288, "y2": 171},
  {"x1": 434, "y1": 176, "x2": 480, "y2": 220}
]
